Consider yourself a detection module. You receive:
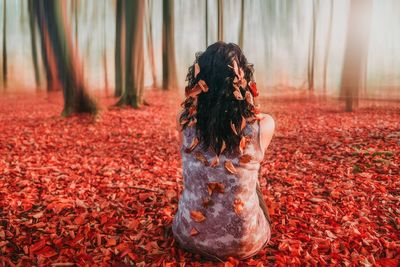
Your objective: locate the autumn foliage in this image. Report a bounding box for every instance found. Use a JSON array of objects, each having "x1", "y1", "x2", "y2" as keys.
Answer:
[{"x1": 0, "y1": 91, "x2": 399, "y2": 266}]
